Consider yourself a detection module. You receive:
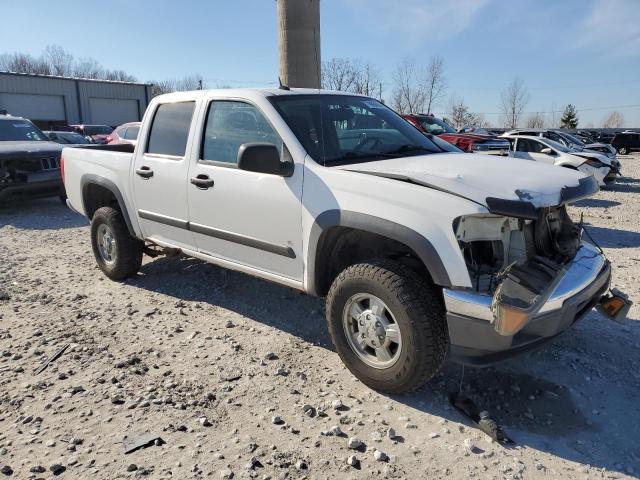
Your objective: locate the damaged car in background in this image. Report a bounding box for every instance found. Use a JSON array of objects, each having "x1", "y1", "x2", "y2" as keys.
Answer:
[
  {"x1": 502, "y1": 134, "x2": 619, "y2": 187},
  {"x1": 0, "y1": 114, "x2": 64, "y2": 203}
]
